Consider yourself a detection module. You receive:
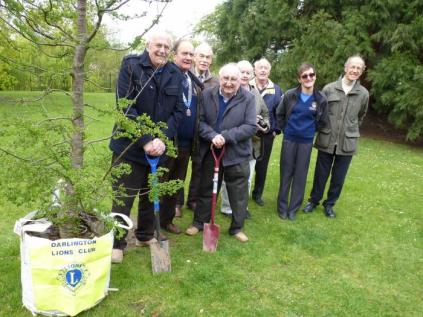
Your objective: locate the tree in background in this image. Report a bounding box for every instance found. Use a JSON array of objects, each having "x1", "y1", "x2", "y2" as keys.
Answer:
[{"x1": 198, "y1": 0, "x2": 423, "y2": 140}]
